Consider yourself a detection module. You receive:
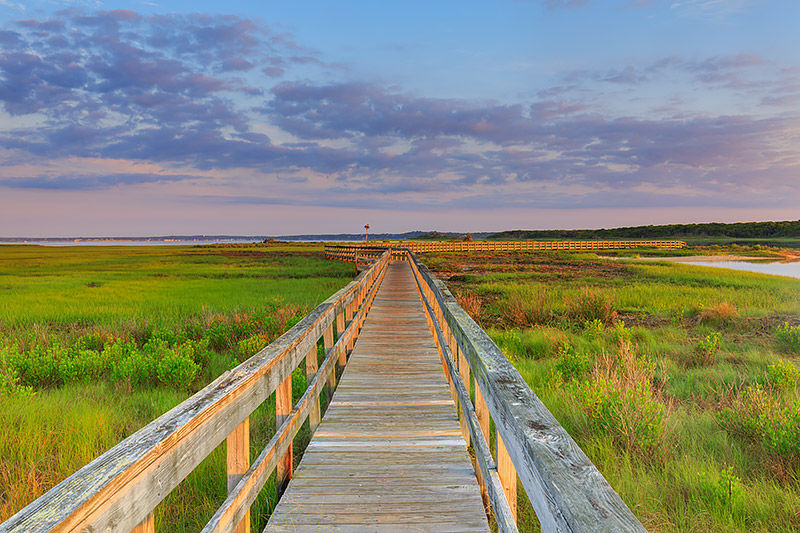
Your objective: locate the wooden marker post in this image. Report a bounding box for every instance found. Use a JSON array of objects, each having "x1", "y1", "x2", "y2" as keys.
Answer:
[{"x1": 226, "y1": 418, "x2": 250, "y2": 533}]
